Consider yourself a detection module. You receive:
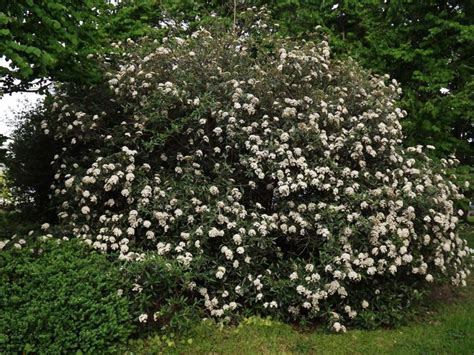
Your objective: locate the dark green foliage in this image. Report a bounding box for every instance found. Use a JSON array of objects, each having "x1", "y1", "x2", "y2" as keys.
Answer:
[
  {"x1": 105, "y1": 0, "x2": 168, "y2": 40},
  {"x1": 0, "y1": 210, "x2": 39, "y2": 240},
  {"x1": 0, "y1": 0, "x2": 113, "y2": 94},
  {"x1": 121, "y1": 255, "x2": 202, "y2": 333},
  {"x1": 3, "y1": 105, "x2": 59, "y2": 219},
  {"x1": 0, "y1": 134, "x2": 7, "y2": 162},
  {"x1": 345, "y1": 1, "x2": 474, "y2": 165},
  {"x1": 0, "y1": 239, "x2": 134, "y2": 353},
  {"x1": 105, "y1": 0, "x2": 230, "y2": 41}
]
